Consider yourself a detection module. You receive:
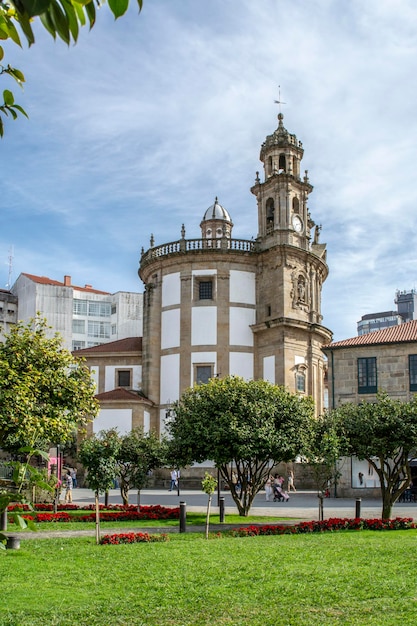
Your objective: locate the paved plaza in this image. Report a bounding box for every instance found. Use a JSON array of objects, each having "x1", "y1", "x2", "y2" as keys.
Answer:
[{"x1": 71, "y1": 487, "x2": 417, "y2": 521}]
